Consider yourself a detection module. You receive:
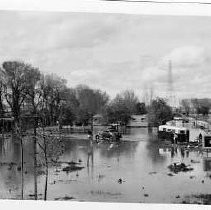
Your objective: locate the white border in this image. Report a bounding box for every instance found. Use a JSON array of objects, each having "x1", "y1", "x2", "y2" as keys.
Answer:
[
  {"x1": 0, "y1": 0, "x2": 211, "y2": 16},
  {"x1": 0, "y1": 0, "x2": 211, "y2": 210}
]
